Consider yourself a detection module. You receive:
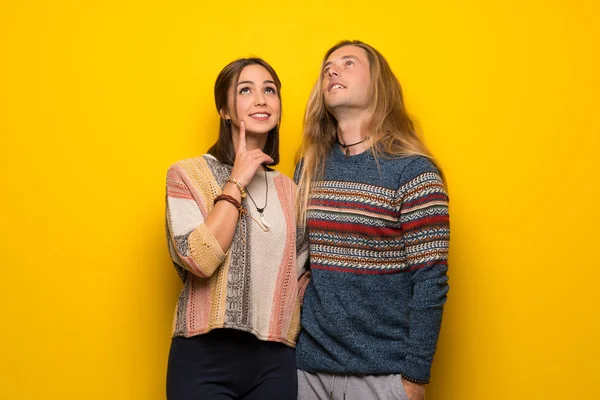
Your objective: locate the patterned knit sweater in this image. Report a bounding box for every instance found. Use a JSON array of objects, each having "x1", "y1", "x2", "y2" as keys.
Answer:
[
  {"x1": 165, "y1": 154, "x2": 309, "y2": 347},
  {"x1": 295, "y1": 146, "x2": 450, "y2": 383}
]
